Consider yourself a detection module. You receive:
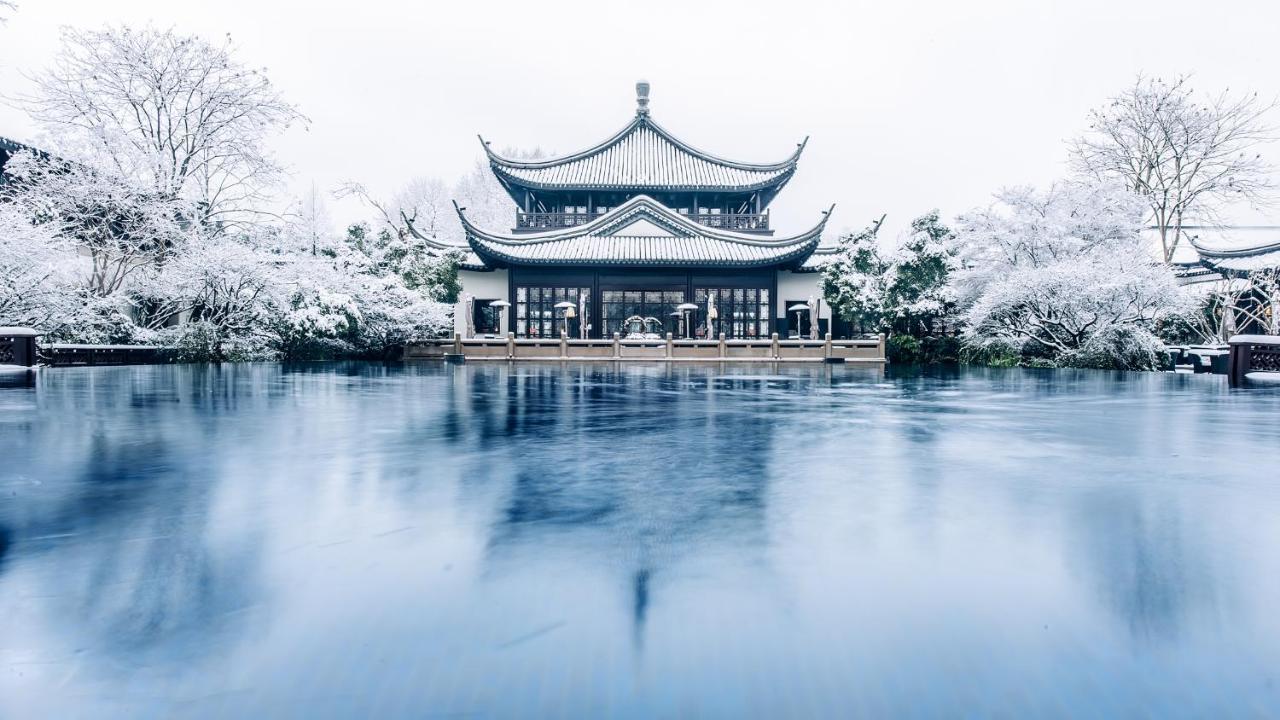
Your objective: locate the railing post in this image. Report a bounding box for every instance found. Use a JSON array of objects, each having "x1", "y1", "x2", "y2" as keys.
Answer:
[
  {"x1": 507, "y1": 332, "x2": 515, "y2": 360},
  {"x1": 771, "y1": 332, "x2": 780, "y2": 359},
  {"x1": 878, "y1": 332, "x2": 886, "y2": 360},
  {"x1": 666, "y1": 332, "x2": 673, "y2": 359},
  {"x1": 824, "y1": 332, "x2": 832, "y2": 360},
  {"x1": 718, "y1": 332, "x2": 727, "y2": 358},
  {"x1": 612, "y1": 332, "x2": 621, "y2": 359},
  {"x1": 560, "y1": 329, "x2": 568, "y2": 359},
  {"x1": 1228, "y1": 338, "x2": 1250, "y2": 388},
  {"x1": 453, "y1": 332, "x2": 462, "y2": 355}
]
